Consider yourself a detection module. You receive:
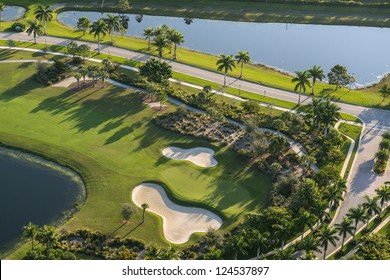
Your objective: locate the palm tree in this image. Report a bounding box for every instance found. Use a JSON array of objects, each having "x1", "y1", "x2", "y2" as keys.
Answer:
[
  {"x1": 308, "y1": 65, "x2": 325, "y2": 95},
  {"x1": 308, "y1": 97, "x2": 323, "y2": 130},
  {"x1": 296, "y1": 209, "x2": 315, "y2": 240},
  {"x1": 79, "y1": 66, "x2": 88, "y2": 83},
  {"x1": 273, "y1": 220, "x2": 292, "y2": 249},
  {"x1": 298, "y1": 235, "x2": 321, "y2": 259},
  {"x1": 0, "y1": 3, "x2": 5, "y2": 28},
  {"x1": 273, "y1": 246, "x2": 294, "y2": 260},
  {"x1": 90, "y1": 19, "x2": 107, "y2": 54},
  {"x1": 318, "y1": 226, "x2": 339, "y2": 260},
  {"x1": 346, "y1": 205, "x2": 366, "y2": 237},
  {"x1": 26, "y1": 20, "x2": 43, "y2": 44},
  {"x1": 74, "y1": 72, "x2": 82, "y2": 88},
  {"x1": 143, "y1": 27, "x2": 154, "y2": 50},
  {"x1": 291, "y1": 70, "x2": 311, "y2": 105},
  {"x1": 319, "y1": 98, "x2": 341, "y2": 137},
  {"x1": 312, "y1": 200, "x2": 330, "y2": 229},
  {"x1": 362, "y1": 195, "x2": 381, "y2": 229},
  {"x1": 169, "y1": 30, "x2": 184, "y2": 60},
  {"x1": 141, "y1": 203, "x2": 149, "y2": 223},
  {"x1": 144, "y1": 243, "x2": 161, "y2": 260},
  {"x1": 22, "y1": 222, "x2": 39, "y2": 249},
  {"x1": 335, "y1": 217, "x2": 354, "y2": 251},
  {"x1": 225, "y1": 232, "x2": 248, "y2": 260},
  {"x1": 104, "y1": 14, "x2": 121, "y2": 44},
  {"x1": 216, "y1": 54, "x2": 236, "y2": 88},
  {"x1": 375, "y1": 184, "x2": 390, "y2": 210},
  {"x1": 34, "y1": 5, "x2": 53, "y2": 35},
  {"x1": 235, "y1": 51, "x2": 250, "y2": 78},
  {"x1": 249, "y1": 229, "x2": 270, "y2": 260},
  {"x1": 38, "y1": 225, "x2": 59, "y2": 251},
  {"x1": 160, "y1": 244, "x2": 181, "y2": 260},
  {"x1": 153, "y1": 35, "x2": 168, "y2": 60}
]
